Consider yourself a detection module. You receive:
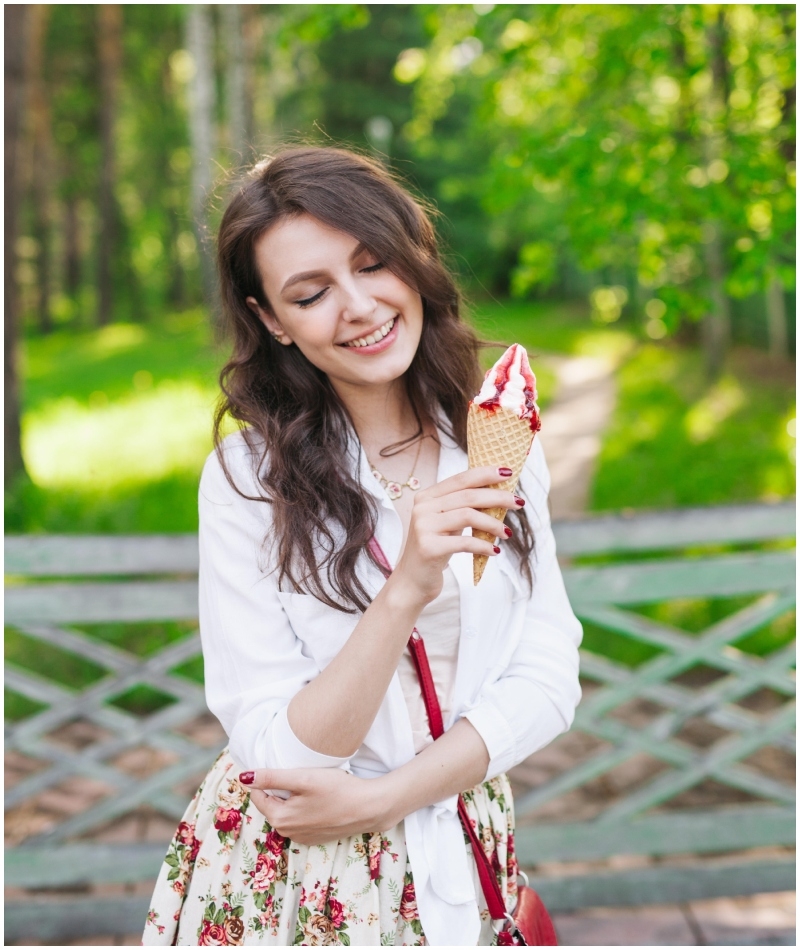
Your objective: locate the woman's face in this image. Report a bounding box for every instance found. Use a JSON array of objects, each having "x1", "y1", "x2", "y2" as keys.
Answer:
[{"x1": 248, "y1": 214, "x2": 424, "y2": 394}]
